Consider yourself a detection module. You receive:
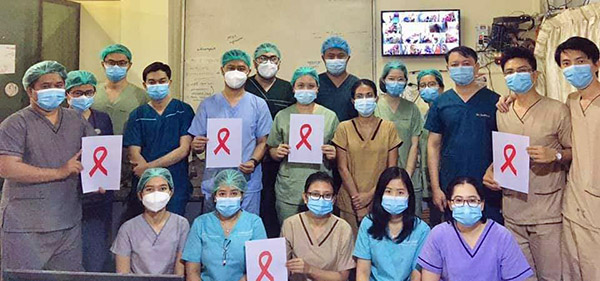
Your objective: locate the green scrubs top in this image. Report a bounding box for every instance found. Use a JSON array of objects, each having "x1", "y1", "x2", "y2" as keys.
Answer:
[
  {"x1": 266, "y1": 104, "x2": 339, "y2": 205},
  {"x1": 92, "y1": 82, "x2": 148, "y2": 135},
  {"x1": 315, "y1": 73, "x2": 359, "y2": 122},
  {"x1": 245, "y1": 75, "x2": 295, "y2": 119}
]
